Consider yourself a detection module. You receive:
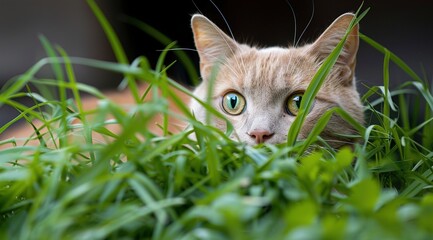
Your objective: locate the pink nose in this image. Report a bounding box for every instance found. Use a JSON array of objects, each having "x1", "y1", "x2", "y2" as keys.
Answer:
[{"x1": 248, "y1": 130, "x2": 274, "y2": 144}]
